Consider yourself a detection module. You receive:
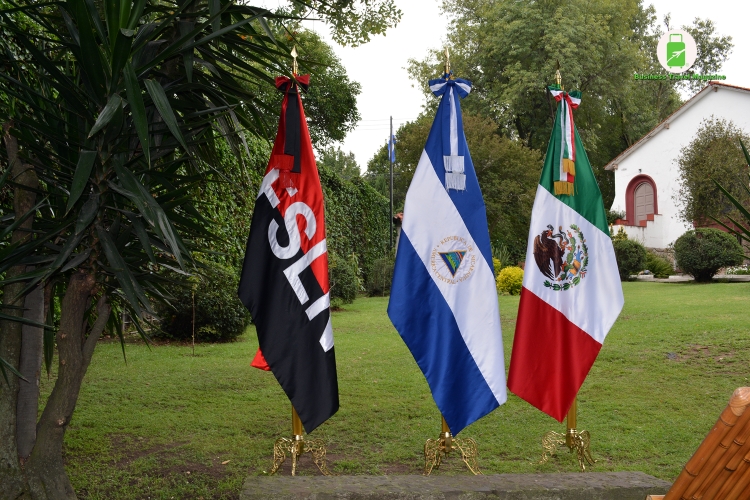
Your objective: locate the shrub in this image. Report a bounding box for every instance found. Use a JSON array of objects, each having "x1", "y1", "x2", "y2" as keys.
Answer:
[
  {"x1": 607, "y1": 209, "x2": 626, "y2": 225},
  {"x1": 611, "y1": 226, "x2": 629, "y2": 242},
  {"x1": 613, "y1": 239, "x2": 647, "y2": 281},
  {"x1": 492, "y1": 257, "x2": 502, "y2": 278},
  {"x1": 645, "y1": 251, "x2": 674, "y2": 279},
  {"x1": 366, "y1": 254, "x2": 394, "y2": 296},
  {"x1": 491, "y1": 243, "x2": 513, "y2": 272},
  {"x1": 496, "y1": 266, "x2": 524, "y2": 295},
  {"x1": 673, "y1": 228, "x2": 744, "y2": 282},
  {"x1": 156, "y1": 261, "x2": 250, "y2": 342},
  {"x1": 329, "y1": 252, "x2": 362, "y2": 308}
]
